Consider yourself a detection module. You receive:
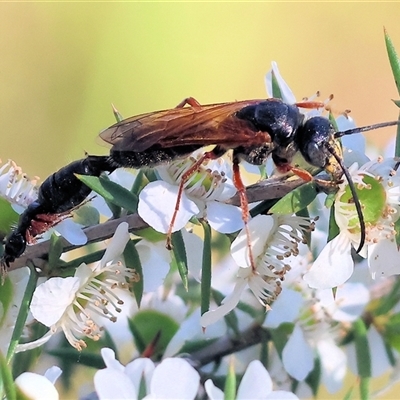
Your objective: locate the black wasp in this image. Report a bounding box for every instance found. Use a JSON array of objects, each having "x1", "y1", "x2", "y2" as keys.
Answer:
[{"x1": 2, "y1": 97, "x2": 398, "y2": 269}]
